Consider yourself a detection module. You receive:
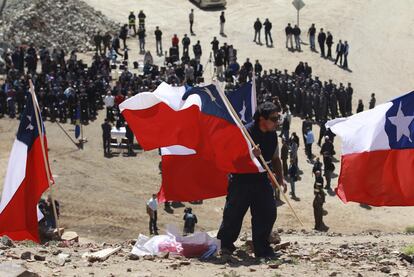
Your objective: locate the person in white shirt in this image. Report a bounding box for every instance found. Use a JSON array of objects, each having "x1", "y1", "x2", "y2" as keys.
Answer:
[
  {"x1": 146, "y1": 194, "x2": 159, "y2": 235},
  {"x1": 103, "y1": 91, "x2": 115, "y2": 121}
]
